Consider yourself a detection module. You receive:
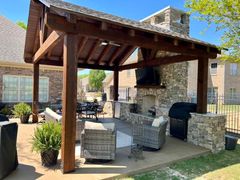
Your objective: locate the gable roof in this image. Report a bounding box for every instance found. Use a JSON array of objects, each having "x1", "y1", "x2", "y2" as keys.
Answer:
[
  {"x1": 0, "y1": 16, "x2": 26, "y2": 64},
  {"x1": 39, "y1": 0, "x2": 216, "y2": 48},
  {"x1": 25, "y1": 0, "x2": 220, "y2": 71}
]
